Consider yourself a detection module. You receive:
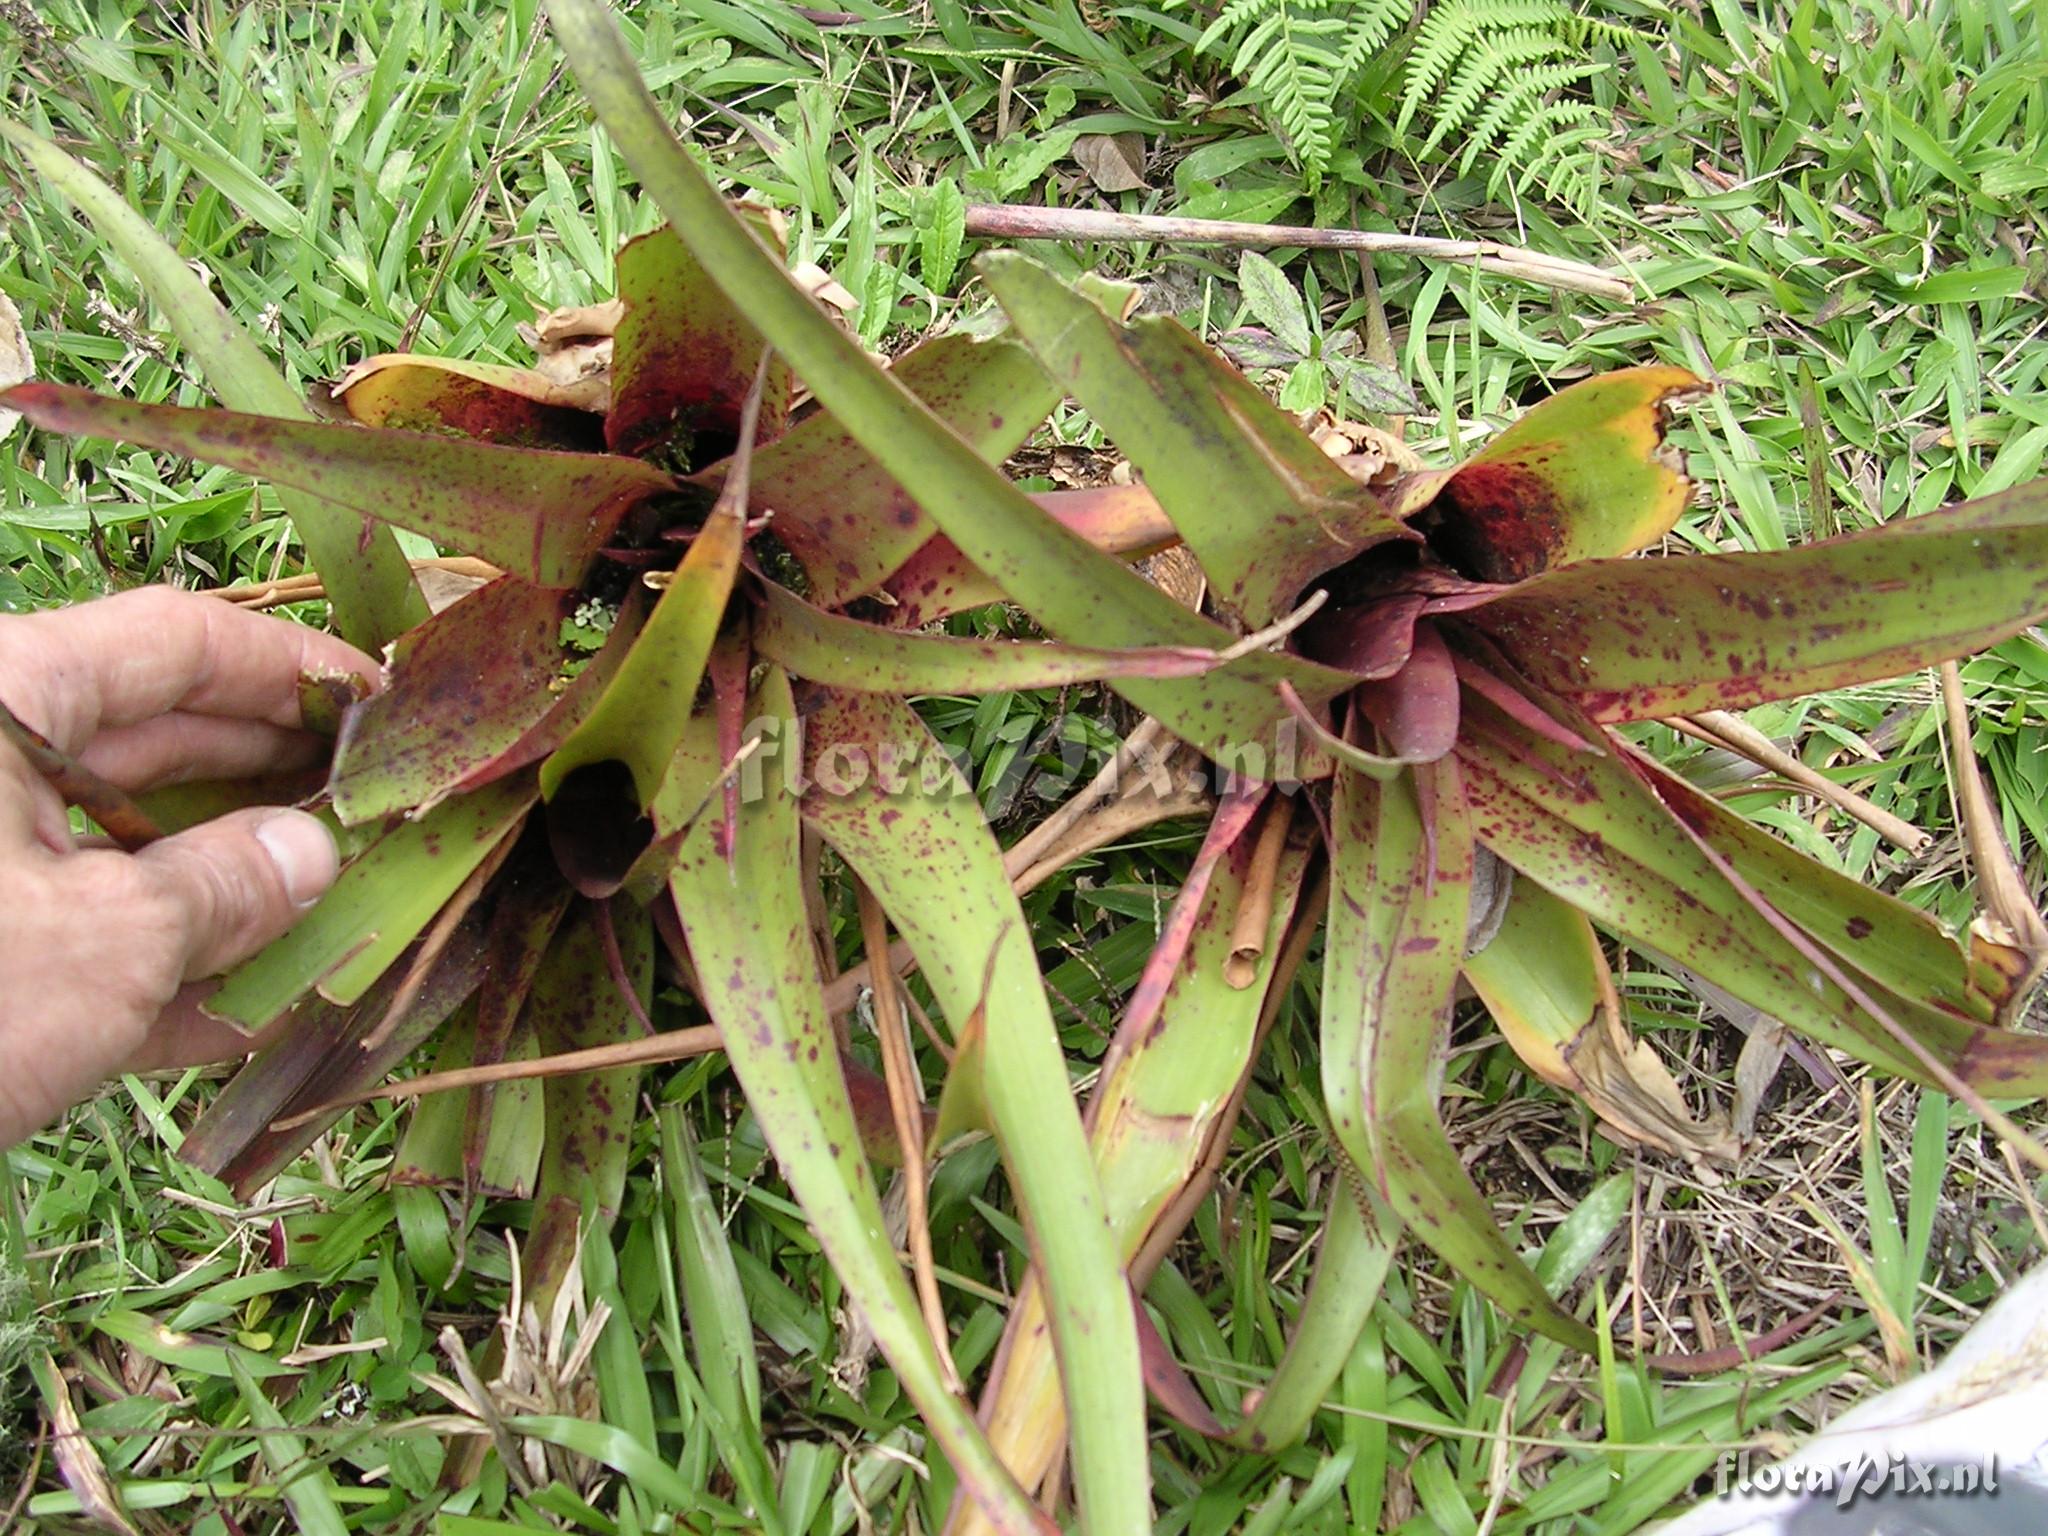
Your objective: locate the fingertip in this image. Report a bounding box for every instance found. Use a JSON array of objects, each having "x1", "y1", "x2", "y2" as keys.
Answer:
[{"x1": 254, "y1": 809, "x2": 339, "y2": 908}]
